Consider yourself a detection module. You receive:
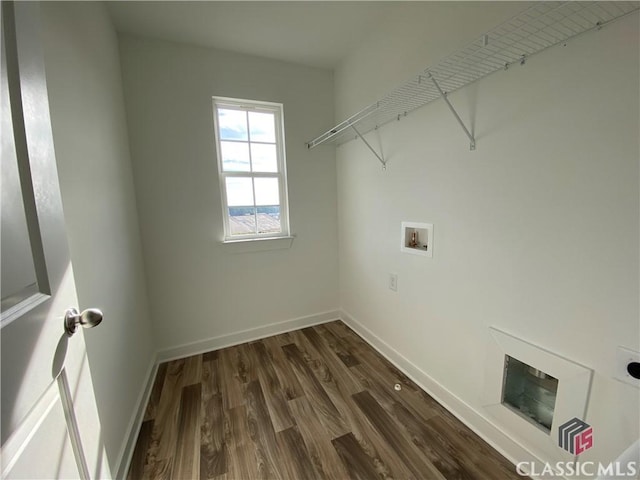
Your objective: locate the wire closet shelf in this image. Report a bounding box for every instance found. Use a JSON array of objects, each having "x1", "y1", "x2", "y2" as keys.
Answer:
[{"x1": 306, "y1": 1, "x2": 640, "y2": 150}]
